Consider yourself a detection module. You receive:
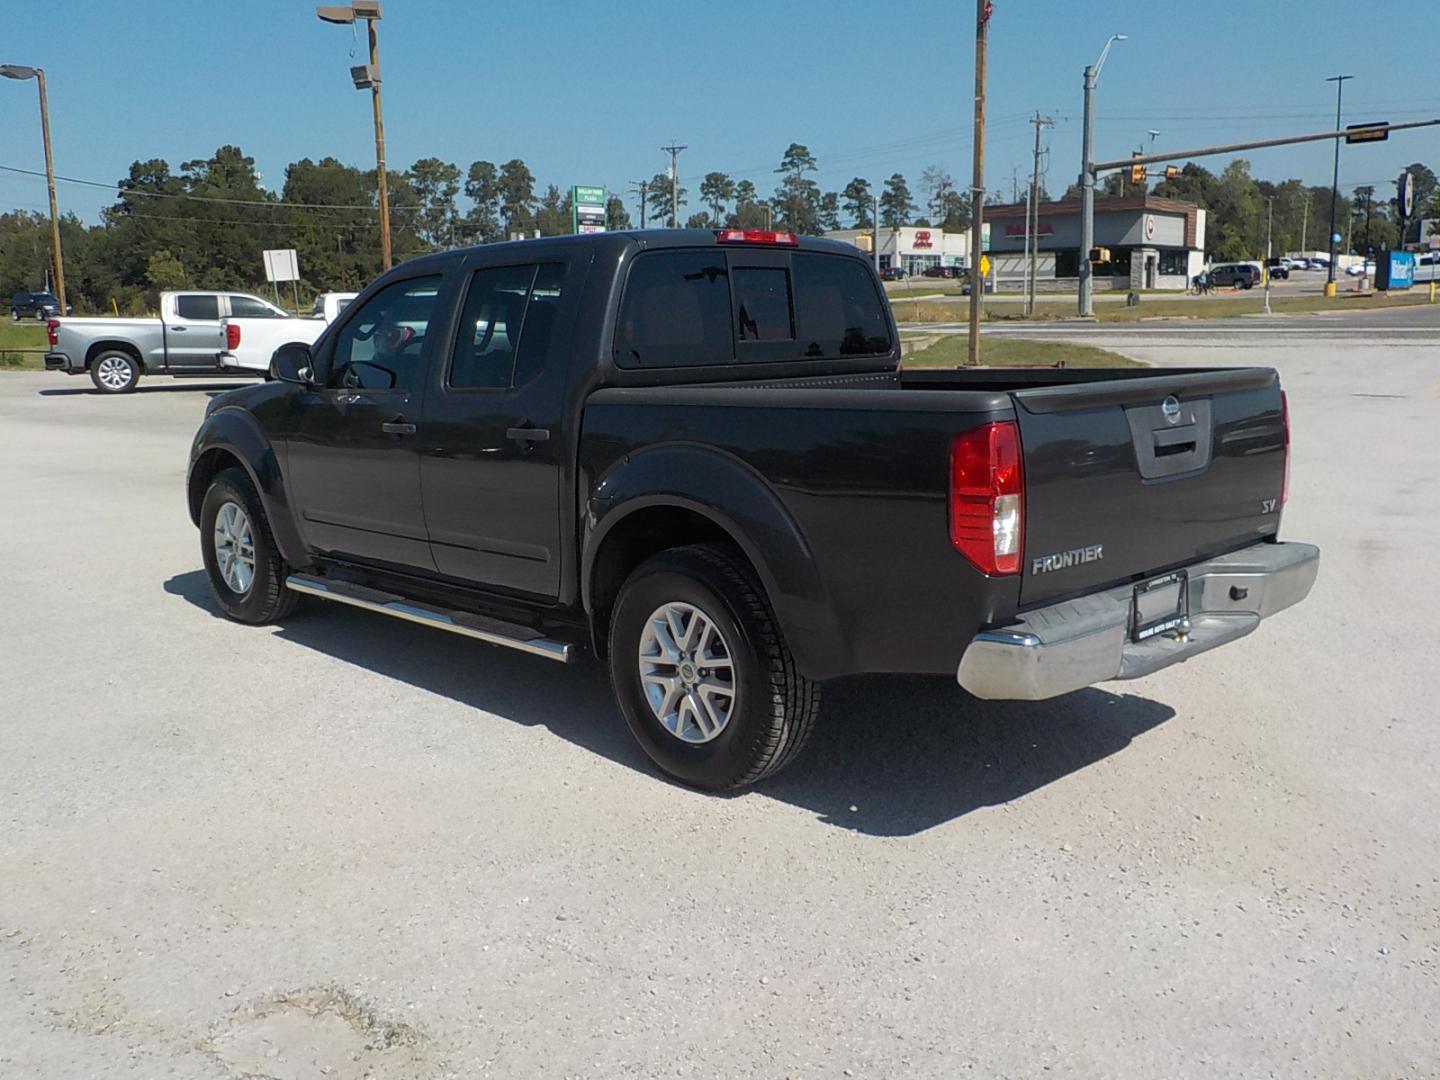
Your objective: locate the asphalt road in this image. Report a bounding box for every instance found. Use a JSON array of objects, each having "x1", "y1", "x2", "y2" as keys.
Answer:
[{"x1": 2, "y1": 324, "x2": 1437, "y2": 1078}]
